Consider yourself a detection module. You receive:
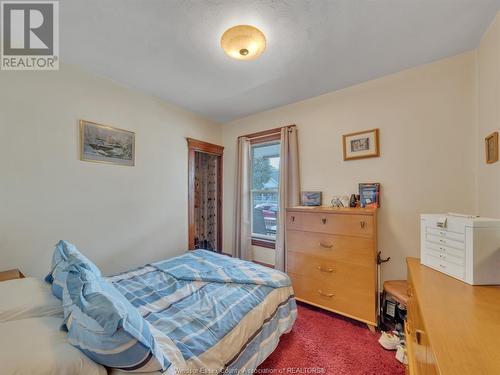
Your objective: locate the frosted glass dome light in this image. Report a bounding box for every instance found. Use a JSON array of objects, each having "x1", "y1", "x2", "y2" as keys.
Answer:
[{"x1": 220, "y1": 25, "x2": 266, "y2": 61}]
